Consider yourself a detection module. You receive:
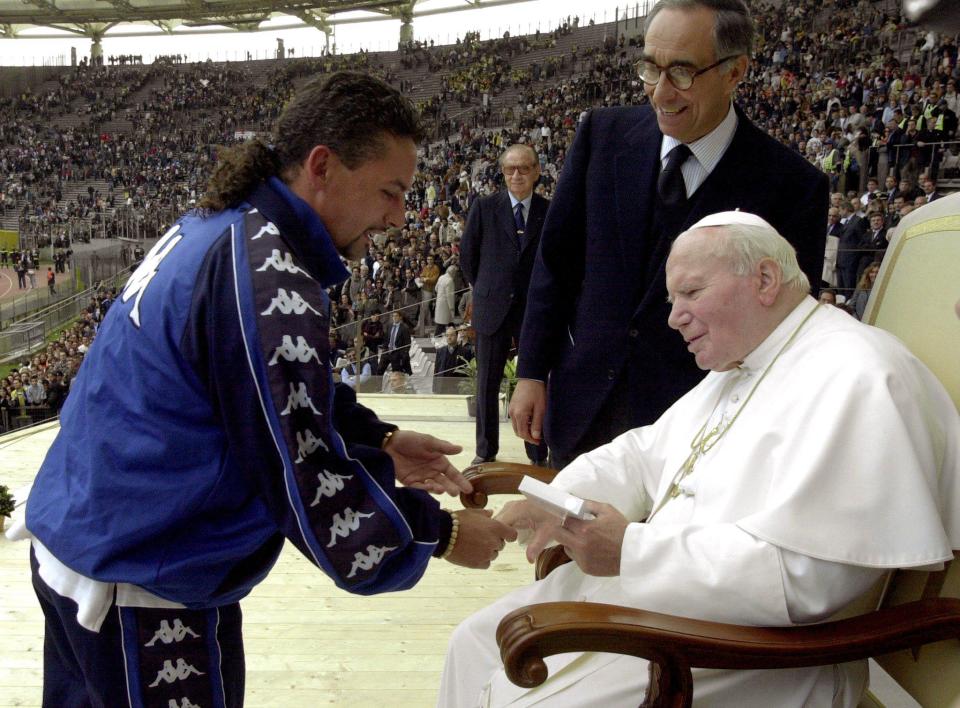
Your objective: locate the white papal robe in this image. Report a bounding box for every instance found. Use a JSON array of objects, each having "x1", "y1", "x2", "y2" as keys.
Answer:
[{"x1": 439, "y1": 296, "x2": 960, "y2": 707}]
